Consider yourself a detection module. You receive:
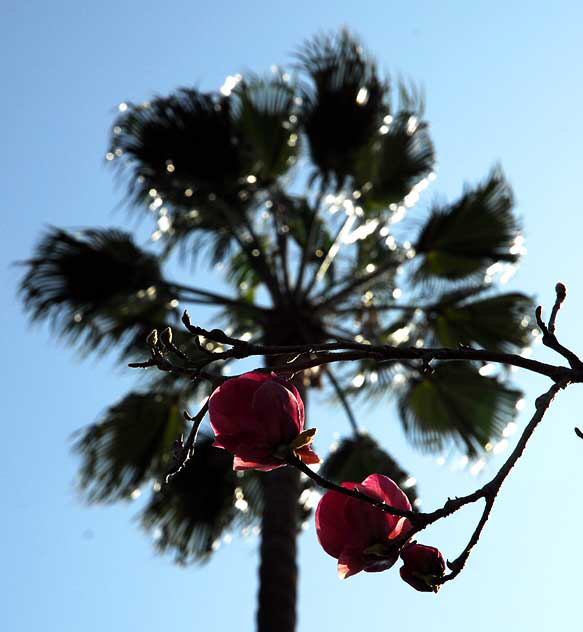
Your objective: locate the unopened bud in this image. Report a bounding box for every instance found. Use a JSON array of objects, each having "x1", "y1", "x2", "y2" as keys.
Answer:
[
  {"x1": 160, "y1": 327, "x2": 173, "y2": 346},
  {"x1": 146, "y1": 329, "x2": 158, "y2": 347},
  {"x1": 181, "y1": 310, "x2": 192, "y2": 327},
  {"x1": 555, "y1": 282, "x2": 567, "y2": 302},
  {"x1": 399, "y1": 542, "x2": 446, "y2": 593},
  {"x1": 208, "y1": 328, "x2": 229, "y2": 343}
]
